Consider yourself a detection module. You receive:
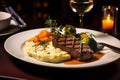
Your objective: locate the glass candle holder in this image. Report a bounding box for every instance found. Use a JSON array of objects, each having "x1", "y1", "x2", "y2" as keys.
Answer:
[{"x1": 102, "y1": 5, "x2": 118, "y2": 35}]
